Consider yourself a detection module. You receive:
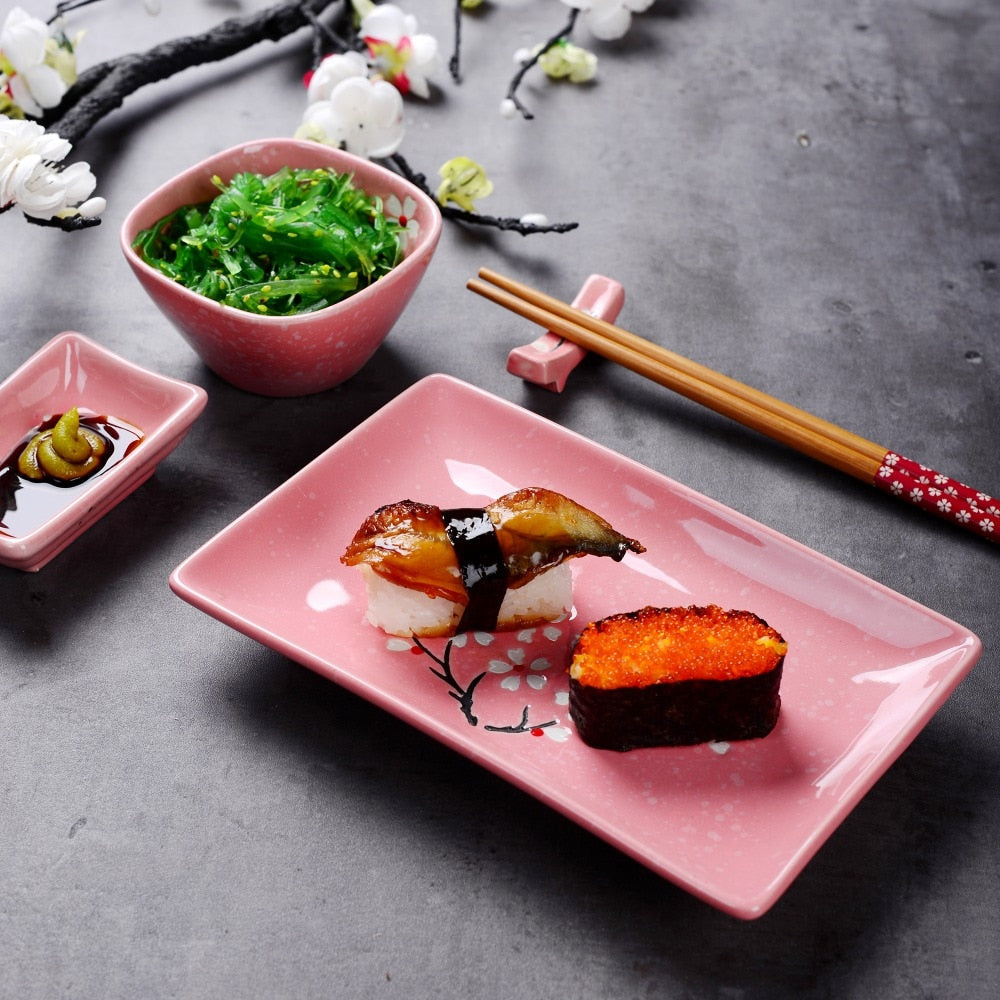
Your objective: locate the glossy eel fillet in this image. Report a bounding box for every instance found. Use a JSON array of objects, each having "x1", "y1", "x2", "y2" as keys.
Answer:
[{"x1": 341, "y1": 487, "x2": 646, "y2": 603}]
